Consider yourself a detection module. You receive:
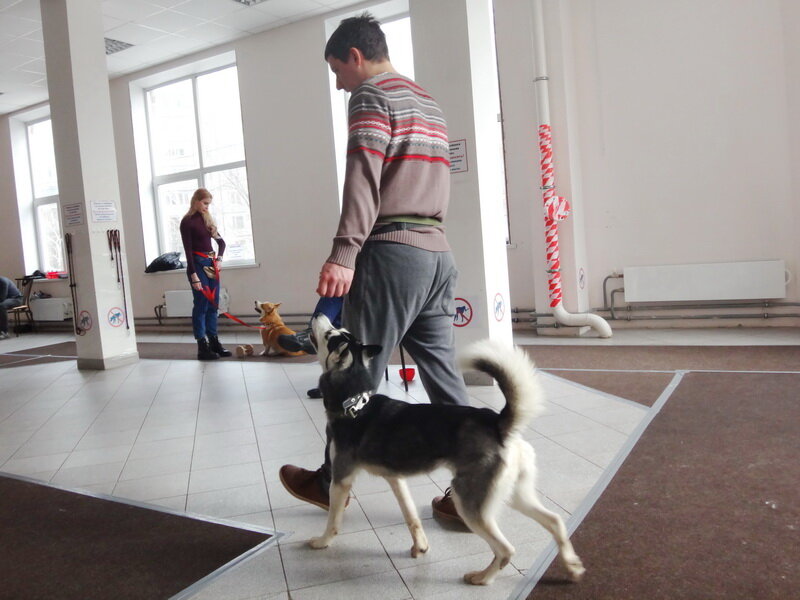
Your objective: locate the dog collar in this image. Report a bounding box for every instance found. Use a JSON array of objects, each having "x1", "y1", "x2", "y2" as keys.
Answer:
[{"x1": 342, "y1": 391, "x2": 372, "y2": 418}]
